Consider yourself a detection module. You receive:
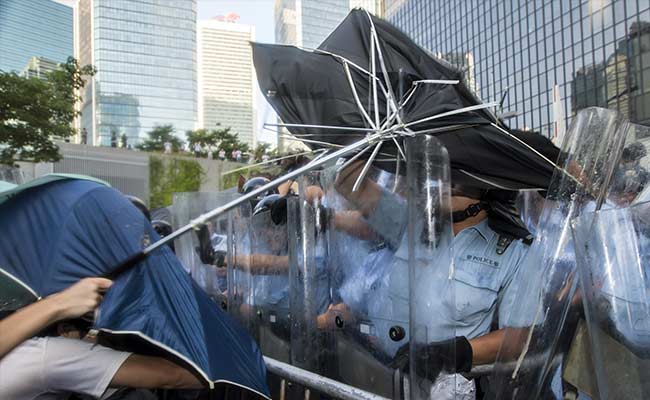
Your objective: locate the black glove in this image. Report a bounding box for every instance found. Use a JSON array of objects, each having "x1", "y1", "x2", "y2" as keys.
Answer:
[
  {"x1": 195, "y1": 224, "x2": 215, "y2": 265},
  {"x1": 270, "y1": 196, "x2": 290, "y2": 225},
  {"x1": 391, "y1": 336, "x2": 473, "y2": 381}
]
